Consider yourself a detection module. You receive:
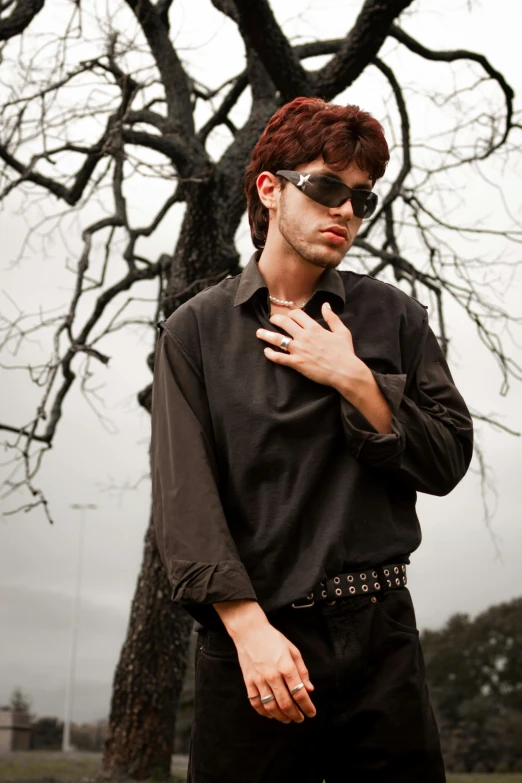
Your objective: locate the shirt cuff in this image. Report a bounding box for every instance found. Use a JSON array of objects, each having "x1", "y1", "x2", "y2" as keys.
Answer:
[
  {"x1": 169, "y1": 560, "x2": 257, "y2": 606},
  {"x1": 340, "y1": 371, "x2": 407, "y2": 467},
  {"x1": 372, "y1": 371, "x2": 408, "y2": 415}
]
